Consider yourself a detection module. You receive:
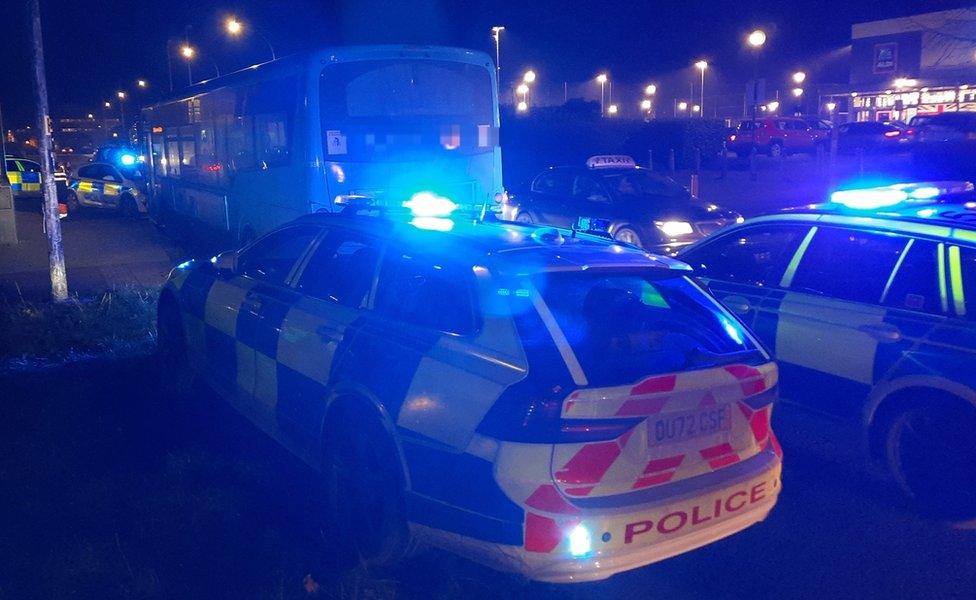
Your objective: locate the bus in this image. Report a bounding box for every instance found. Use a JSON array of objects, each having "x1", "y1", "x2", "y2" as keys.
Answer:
[{"x1": 141, "y1": 45, "x2": 502, "y2": 246}]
